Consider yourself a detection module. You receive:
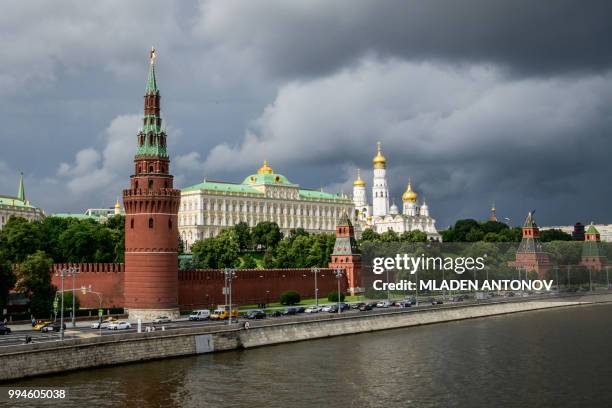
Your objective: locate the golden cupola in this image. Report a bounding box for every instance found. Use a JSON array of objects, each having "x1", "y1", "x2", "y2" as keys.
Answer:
[
  {"x1": 402, "y1": 180, "x2": 418, "y2": 203},
  {"x1": 353, "y1": 168, "x2": 366, "y2": 187},
  {"x1": 372, "y1": 141, "x2": 386, "y2": 169},
  {"x1": 257, "y1": 160, "x2": 274, "y2": 175}
]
